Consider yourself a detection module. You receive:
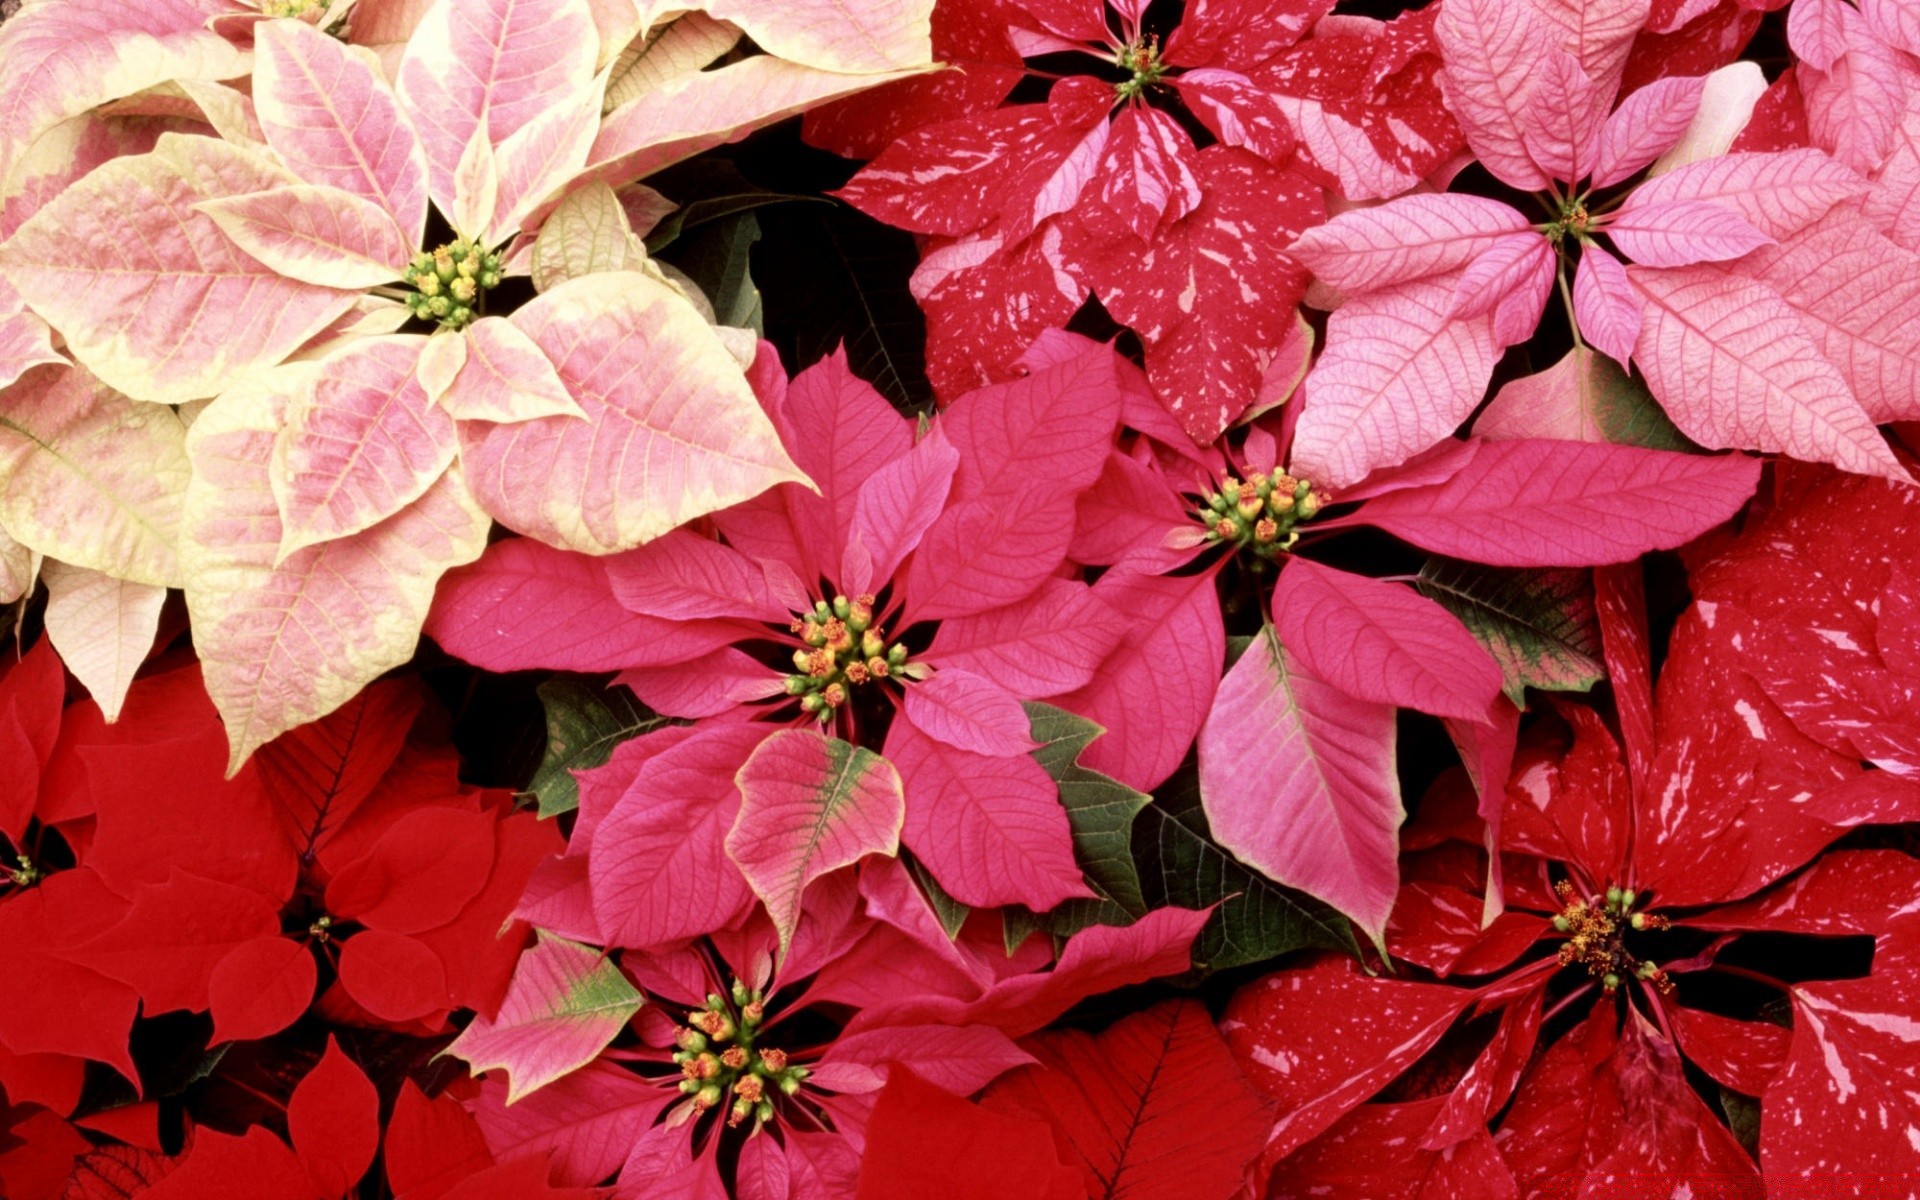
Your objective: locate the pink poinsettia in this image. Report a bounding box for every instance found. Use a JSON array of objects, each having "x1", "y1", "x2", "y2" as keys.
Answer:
[
  {"x1": 830, "y1": 0, "x2": 1463, "y2": 442},
  {"x1": 1221, "y1": 468, "x2": 1920, "y2": 1194},
  {"x1": 451, "y1": 863, "x2": 1207, "y2": 1196},
  {"x1": 1285, "y1": 0, "x2": 1918, "y2": 490},
  {"x1": 1067, "y1": 389, "x2": 1760, "y2": 941},
  {"x1": 430, "y1": 339, "x2": 1135, "y2": 928}
]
